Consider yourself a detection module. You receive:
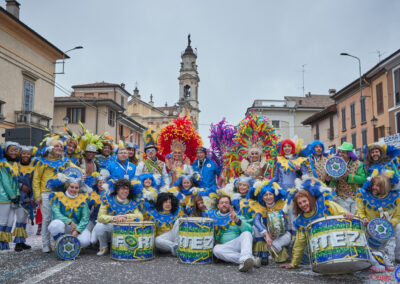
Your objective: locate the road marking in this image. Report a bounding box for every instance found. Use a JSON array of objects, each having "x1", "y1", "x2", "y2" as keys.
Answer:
[
  {"x1": 21, "y1": 261, "x2": 73, "y2": 284},
  {"x1": 0, "y1": 256, "x2": 51, "y2": 281}
]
